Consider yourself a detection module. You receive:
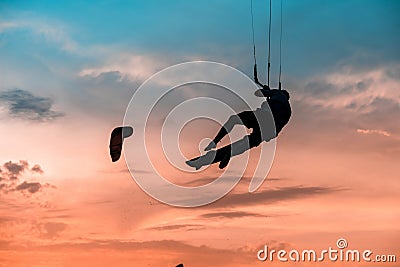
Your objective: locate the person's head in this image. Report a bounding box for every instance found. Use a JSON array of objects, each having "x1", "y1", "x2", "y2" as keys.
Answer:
[{"x1": 262, "y1": 84, "x2": 270, "y2": 90}]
